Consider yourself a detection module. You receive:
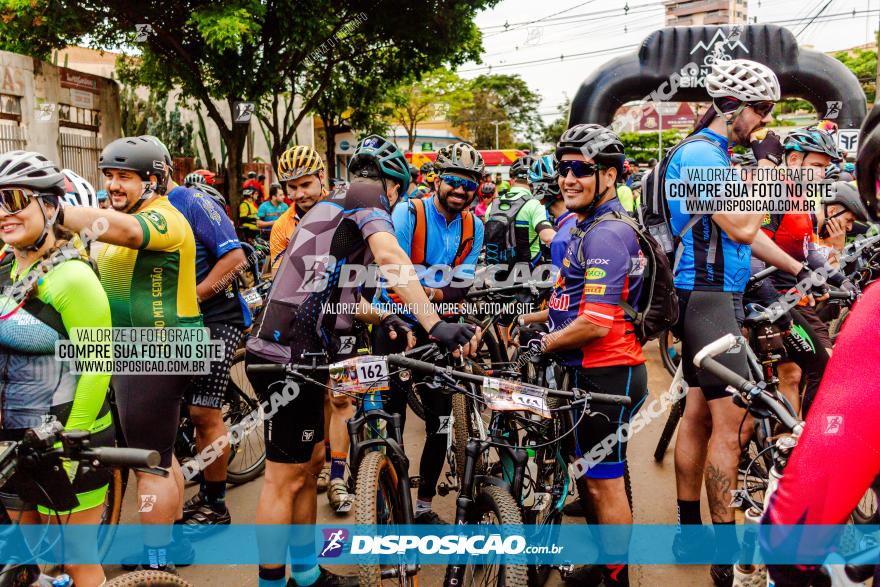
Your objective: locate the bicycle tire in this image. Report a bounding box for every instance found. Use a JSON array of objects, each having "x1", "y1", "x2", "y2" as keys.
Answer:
[
  {"x1": 225, "y1": 348, "x2": 266, "y2": 484},
  {"x1": 852, "y1": 486, "x2": 879, "y2": 524},
  {"x1": 354, "y1": 451, "x2": 414, "y2": 587},
  {"x1": 829, "y1": 306, "x2": 850, "y2": 342},
  {"x1": 653, "y1": 396, "x2": 684, "y2": 462},
  {"x1": 105, "y1": 569, "x2": 193, "y2": 586},
  {"x1": 659, "y1": 330, "x2": 681, "y2": 377},
  {"x1": 97, "y1": 467, "x2": 125, "y2": 560},
  {"x1": 458, "y1": 485, "x2": 528, "y2": 587},
  {"x1": 464, "y1": 316, "x2": 504, "y2": 369},
  {"x1": 406, "y1": 388, "x2": 426, "y2": 422},
  {"x1": 451, "y1": 389, "x2": 488, "y2": 483}
]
